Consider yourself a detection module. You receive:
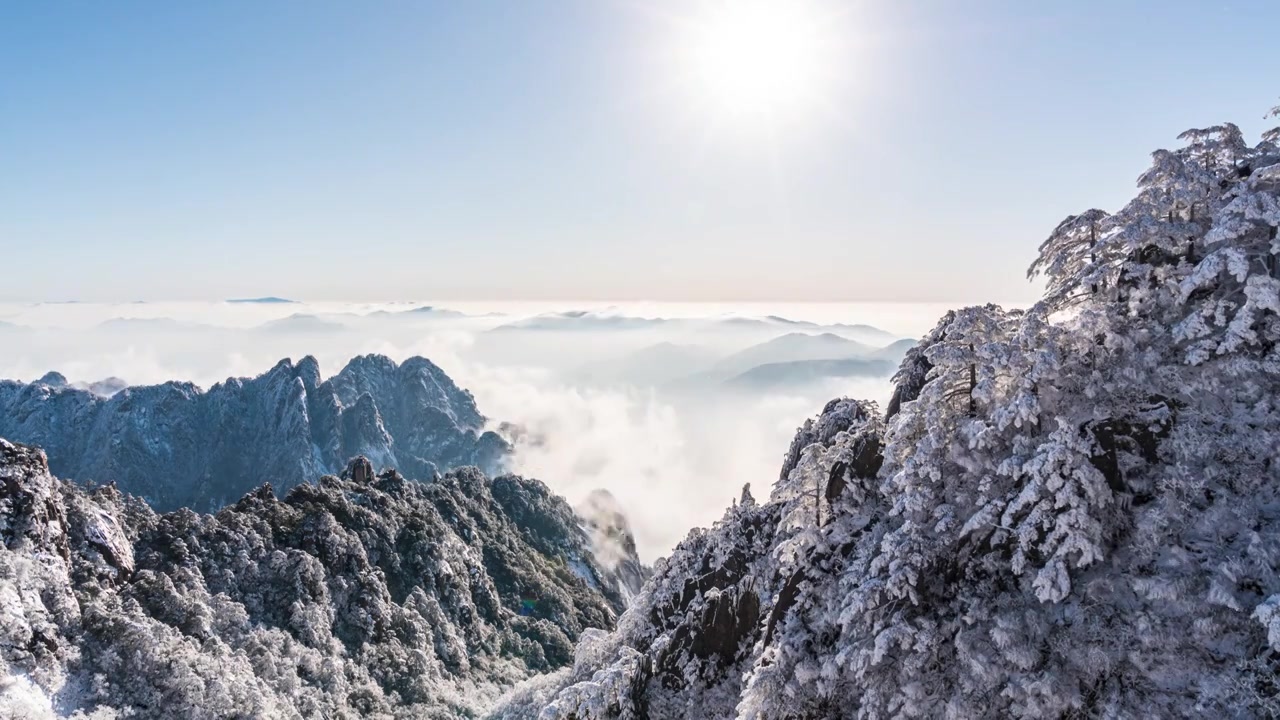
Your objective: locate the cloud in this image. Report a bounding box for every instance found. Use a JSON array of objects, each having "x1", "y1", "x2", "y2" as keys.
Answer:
[{"x1": 0, "y1": 300, "x2": 913, "y2": 561}]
